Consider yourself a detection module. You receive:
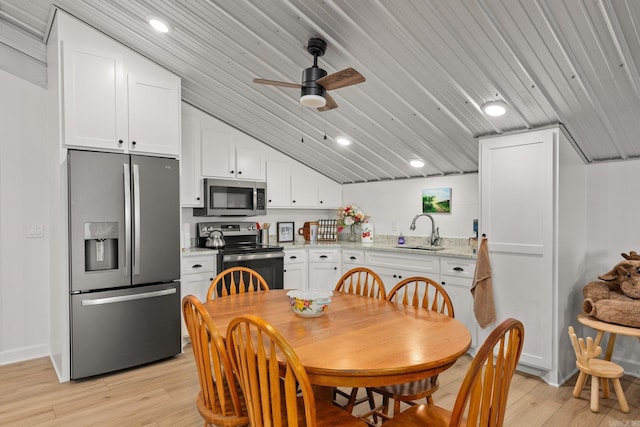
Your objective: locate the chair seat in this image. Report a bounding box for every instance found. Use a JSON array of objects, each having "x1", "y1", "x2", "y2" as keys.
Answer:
[
  {"x1": 197, "y1": 384, "x2": 249, "y2": 426},
  {"x1": 314, "y1": 398, "x2": 369, "y2": 426},
  {"x1": 383, "y1": 403, "x2": 452, "y2": 427},
  {"x1": 579, "y1": 359, "x2": 625, "y2": 378}
]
